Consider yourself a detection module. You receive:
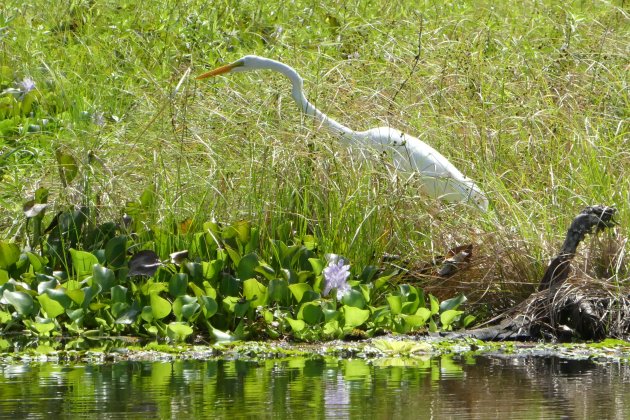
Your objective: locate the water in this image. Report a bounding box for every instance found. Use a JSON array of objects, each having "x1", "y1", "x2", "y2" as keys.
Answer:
[{"x1": 0, "y1": 355, "x2": 628, "y2": 419}]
